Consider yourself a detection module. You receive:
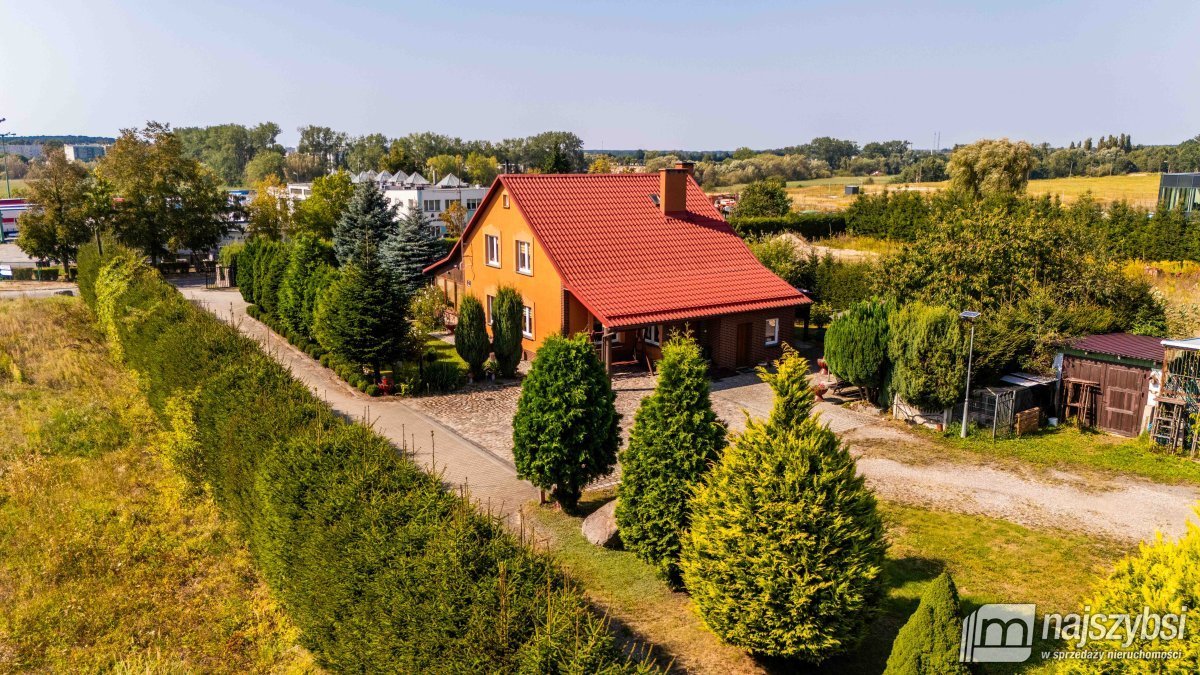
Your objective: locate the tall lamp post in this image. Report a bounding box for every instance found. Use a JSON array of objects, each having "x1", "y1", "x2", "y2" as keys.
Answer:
[
  {"x1": 0, "y1": 117, "x2": 12, "y2": 198},
  {"x1": 959, "y1": 310, "x2": 981, "y2": 438}
]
